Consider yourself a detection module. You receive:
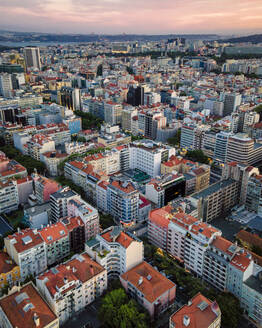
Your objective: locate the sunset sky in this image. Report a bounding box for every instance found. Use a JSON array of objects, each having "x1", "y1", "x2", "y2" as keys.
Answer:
[{"x1": 0, "y1": 0, "x2": 262, "y2": 35}]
